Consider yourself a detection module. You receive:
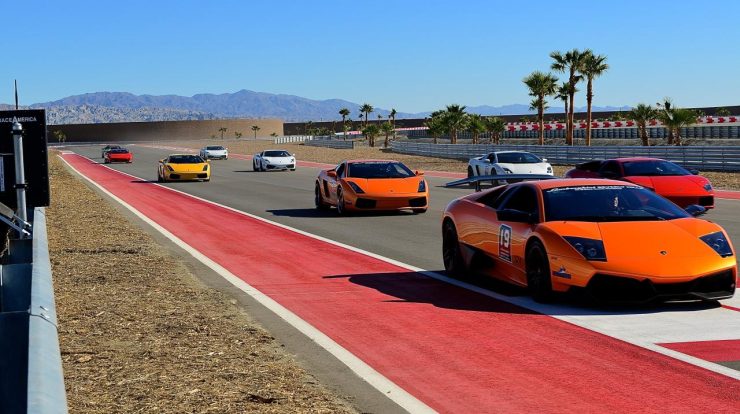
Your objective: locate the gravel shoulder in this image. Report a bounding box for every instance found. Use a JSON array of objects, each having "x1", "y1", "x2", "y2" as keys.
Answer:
[
  {"x1": 48, "y1": 153, "x2": 356, "y2": 413},
  {"x1": 166, "y1": 139, "x2": 740, "y2": 191}
]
